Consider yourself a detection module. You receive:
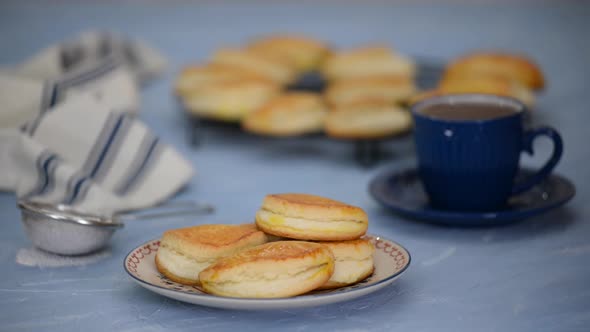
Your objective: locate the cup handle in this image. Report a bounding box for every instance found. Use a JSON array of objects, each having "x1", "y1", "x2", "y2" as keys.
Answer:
[{"x1": 512, "y1": 127, "x2": 563, "y2": 195}]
